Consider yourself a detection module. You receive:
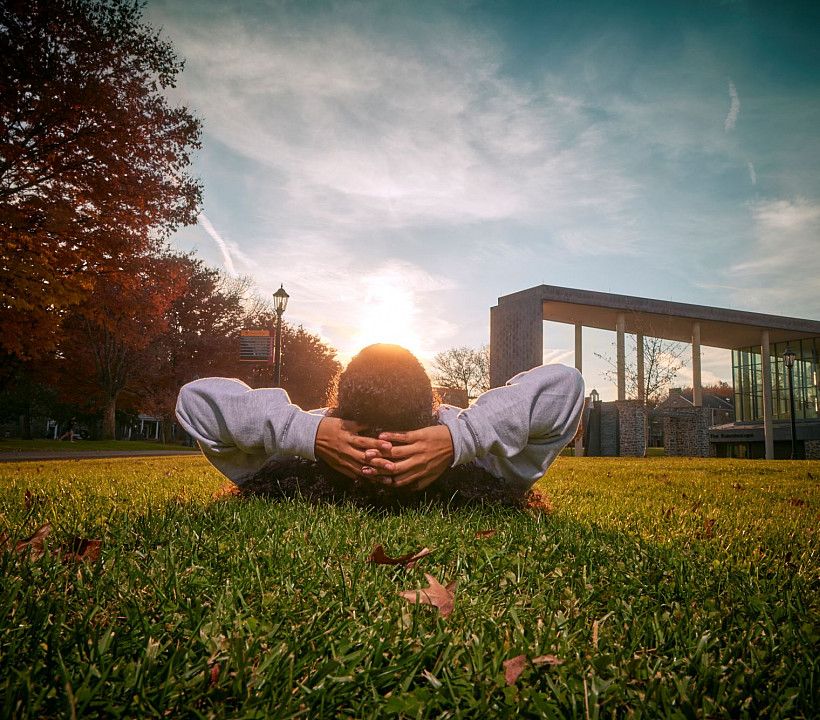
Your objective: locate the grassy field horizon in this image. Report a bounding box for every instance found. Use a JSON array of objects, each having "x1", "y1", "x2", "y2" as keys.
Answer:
[{"x1": 1, "y1": 455, "x2": 818, "y2": 718}]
